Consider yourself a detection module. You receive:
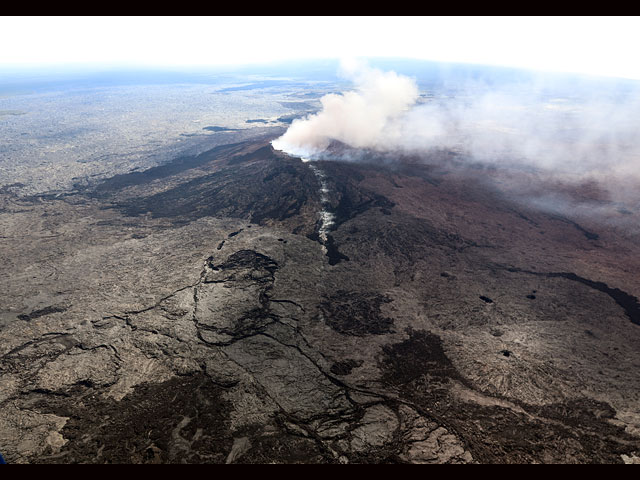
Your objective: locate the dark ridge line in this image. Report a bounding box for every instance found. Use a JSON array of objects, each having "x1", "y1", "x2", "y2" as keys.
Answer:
[
  {"x1": 504, "y1": 266, "x2": 640, "y2": 326},
  {"x1": 202, "y1": 126, "x2": 242, "y2": 132},
  {"x1": 550, "y1": 215, "x2": 599, "y2": 241},
  {"x1": 88, "y1": 141, "x2": 250, "y2": 196},
  {"x1": 507, "y1": 208, "x2": 540, "y2": 227}
]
